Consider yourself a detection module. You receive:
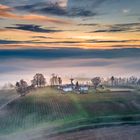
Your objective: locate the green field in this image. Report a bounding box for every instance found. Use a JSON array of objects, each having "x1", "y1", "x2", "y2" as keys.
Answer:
[{"x1": 0, "y1": 87, "x2": 140, "y2": 138}]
